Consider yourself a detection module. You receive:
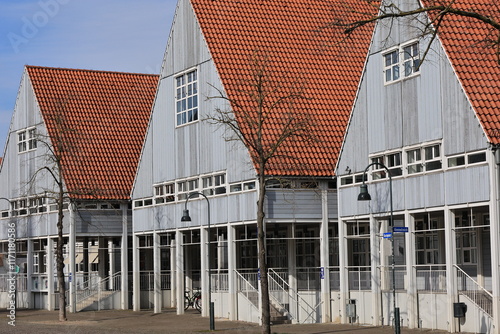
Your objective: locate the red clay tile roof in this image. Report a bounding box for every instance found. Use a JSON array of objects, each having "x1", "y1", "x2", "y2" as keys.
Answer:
[
  {"x1": 191, "y1": 0, "x2": 375, "y2": 176},
  {"x1": 26, "y1": 66, "x2": 158, "y2": 200},
  {"x1": 426, "y1": 0, "x2": 500, "y2": 144}
]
